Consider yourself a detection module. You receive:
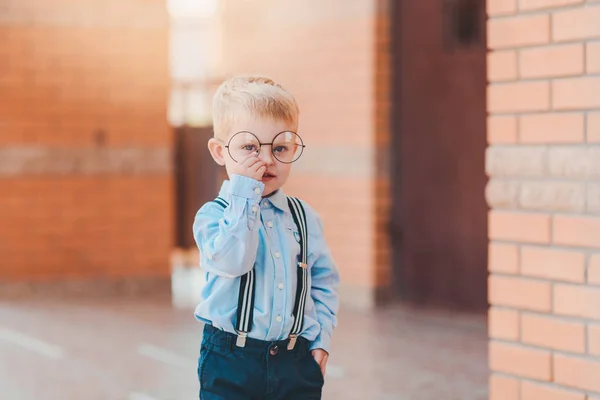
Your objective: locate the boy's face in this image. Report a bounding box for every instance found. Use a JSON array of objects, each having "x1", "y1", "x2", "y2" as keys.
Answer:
[{"x1": 209, "y1": 115, "x2": 298, "y2": 197}]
